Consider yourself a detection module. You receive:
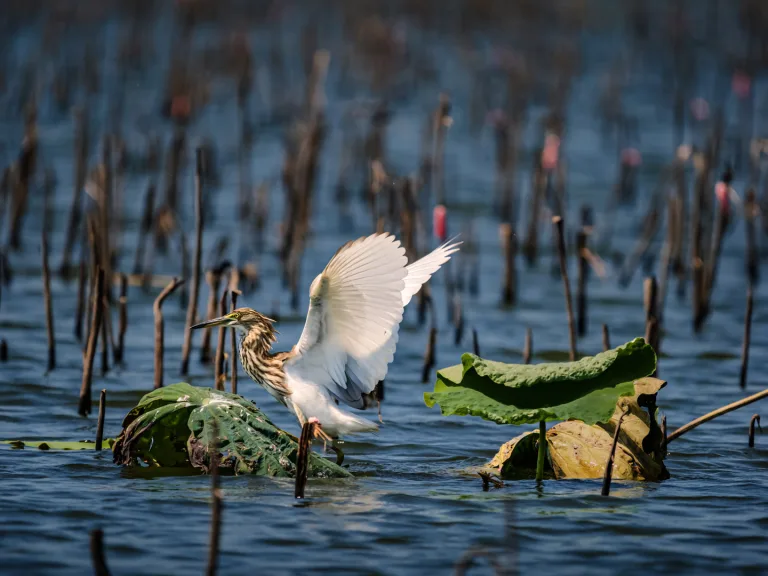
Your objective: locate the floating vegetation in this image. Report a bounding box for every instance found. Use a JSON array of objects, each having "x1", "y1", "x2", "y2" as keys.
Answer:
[
  {"x1": 425, "y1": 338, "x2": 656, "y2": 426},
  {"x1": 427, "y1": 339, "x2": 661, "y2": 481},
  {"x1": 2, "y1": 439, "x2": 112, "y2": 451},
  {"x1": 112, "y1": 383, "x2": 350, "y2": 478}
]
